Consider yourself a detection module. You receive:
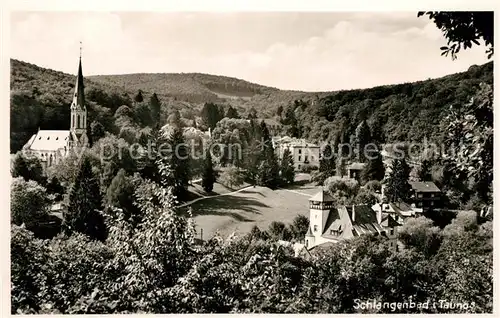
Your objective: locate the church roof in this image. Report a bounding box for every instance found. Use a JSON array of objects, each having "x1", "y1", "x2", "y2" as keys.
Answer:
[
  {"x1": 309, "y1": 189, "x2": 334, "y2": 202},
  {"x1": 25, "y1": 130, "x2": 72, "y2": 151}
]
